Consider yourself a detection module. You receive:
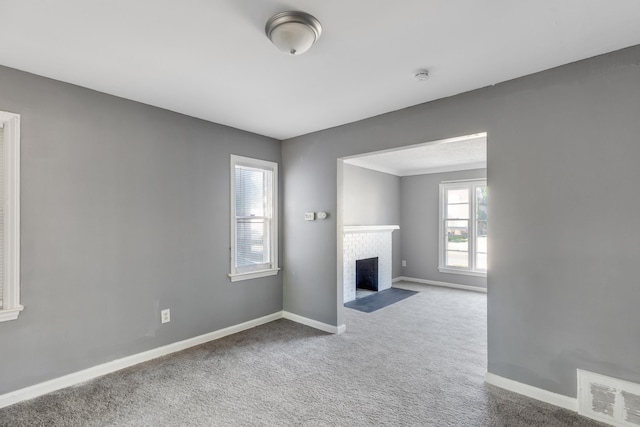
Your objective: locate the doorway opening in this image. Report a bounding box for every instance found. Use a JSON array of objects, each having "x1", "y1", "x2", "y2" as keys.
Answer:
[{"x1": 337, "y1": 132, "x2": 488, "y2": 308}]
